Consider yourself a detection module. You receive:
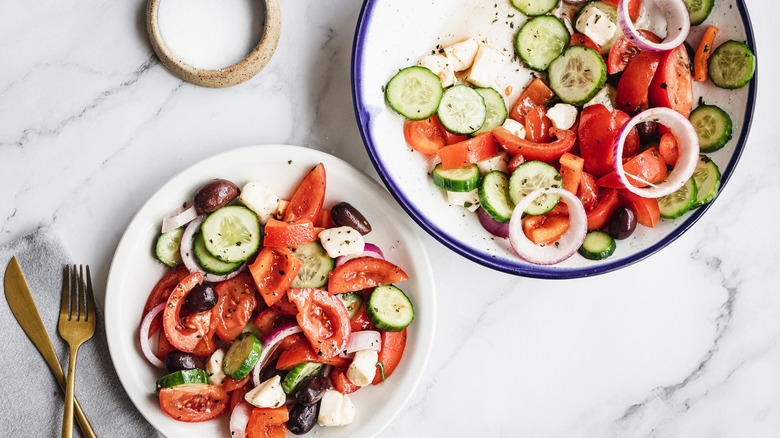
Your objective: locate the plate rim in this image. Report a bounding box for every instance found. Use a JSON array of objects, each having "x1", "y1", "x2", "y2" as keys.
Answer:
[
  {"x1": 104, "y1": 144, "x2": 437, "y2": 437},
  {"x1": 350, "y1": 0, "x2": 758, "y2": 279}
]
